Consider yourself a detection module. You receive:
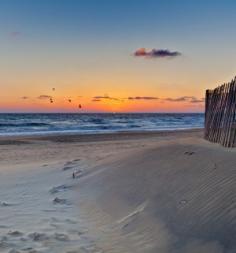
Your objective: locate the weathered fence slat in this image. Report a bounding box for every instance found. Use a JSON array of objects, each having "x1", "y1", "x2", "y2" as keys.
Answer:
[{"x1": 205, "y1": 77, "x2": 236, "y2": 147}]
